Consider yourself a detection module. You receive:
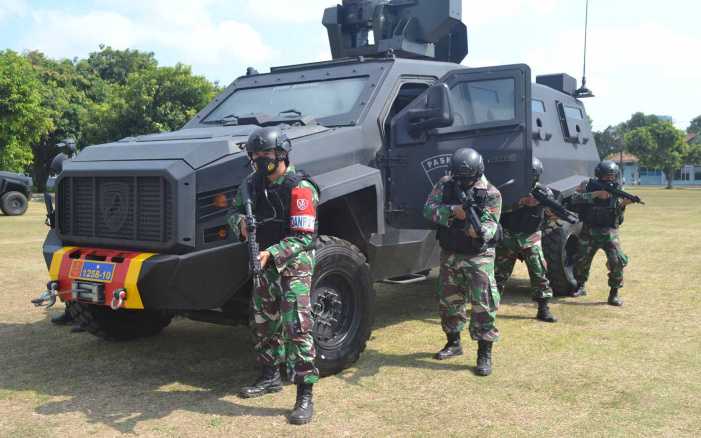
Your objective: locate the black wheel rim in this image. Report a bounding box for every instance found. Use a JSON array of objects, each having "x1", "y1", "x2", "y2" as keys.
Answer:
[{"x1": 312, "y1": 271, "x2": 359, "y2": 350}]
